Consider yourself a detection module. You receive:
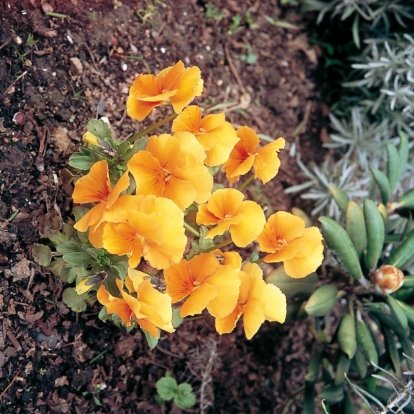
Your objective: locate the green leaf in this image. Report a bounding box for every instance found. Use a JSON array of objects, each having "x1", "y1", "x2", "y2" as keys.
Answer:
[
  {"x1": 265, "y1": 266, "x2": 318, "y2": 300},
  {"x1": 382, "y1": 326, "x2": 400, "y2": 374},
  {"x1": 334, "y1": 353, "x2": 351, "y2": 385},
  {"x1": 354, "y1": 347, "x2": 367, "y2": 378},
  {"x1": 345, "y1": 201, "x2": 366, "y2": 258},
  {"x1": 398, "y1": 187, "x2": 414, "y2": 209},
  {"x1": 328, "y1": 184, "x2": 349, "y2": 213},
  {"x1": 87, "y1": 118, "x2": 112, "y2": 140},
  {"x1": 69, "y1": 153, "x2": 96, "y2": 170},
  {"x1": 142, "y1": 327, "x2": 159, "y2": 349},
  {"x1": 174, "y1": 383, "x2": 196, "y2": 409},
  {"x1": 32, "y1": 244, "x2": 52, "y2": 266},
  {"x1": 319, "y1": 217, "x2": 363, "y2": 280},
  {"x1": 319, "y1": 384, "x2": 344, "y2": 404},
  {"x1": 386, "y1": 144, "x2": 401, "y2": 192},
  {"x1": 370, "y1": 168, "x2": 391, "y2": 205},
  {"x1": 49, "y1": 257, "x2": 67, "y2": 278},
  {"x1": 386, "y1": 295, "x2": 408, "y2": 331},
  {"x1": 172, "y1": 307, "x2": 184, "y2": 328},
  {"x1": 156, "y1": 377, "x2": 178, "y2": 401},
  {"x1": 398, "y1": 130, "x2": 409, "y2": 179},
  {"x1": 363, "y1": 200, "x2": 384, "y2": 270},
  {"x1": 63, "y1": 252, "x2": 91, "y2": 267},
  {"x1": 62, "y1": 287, "x2": 88, "y2": 312},
  {"x1": 388, "y1": 229, "x2": 414, "y2": 269},
  {"x1": 305, "y1": 348, "x2": 321, "y2": 383},
  {"x1": 56, "y1": 241, "x2": 80, "y2": 254},
  {"x1": 356, "y1": 319, "x2": 378, "y2": 365},
  {"x1": 338, "y1": 314, "x2": 357, "y2": 359},
  {"x1": 304, "y1": 285, "x2": 338, "y2": 317}
]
